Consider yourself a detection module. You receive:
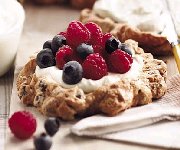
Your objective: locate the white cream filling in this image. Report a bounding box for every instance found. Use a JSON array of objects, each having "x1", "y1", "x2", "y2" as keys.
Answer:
[
  {"x1": 93, "y1": 0, "x2": 165, "y2": 33},
  {"x1": 35, "y1": 55, "x2": 143, "y2": 93}
]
